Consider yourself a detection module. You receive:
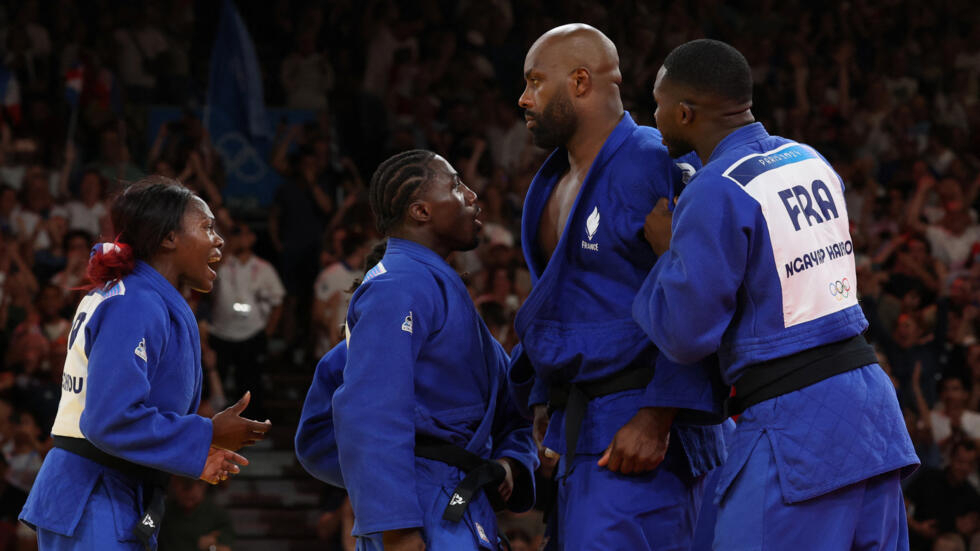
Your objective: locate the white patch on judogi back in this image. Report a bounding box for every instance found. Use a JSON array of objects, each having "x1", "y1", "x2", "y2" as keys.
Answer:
[
  {"x1": 724, "y1": 143, "x2": 858, "y2": 328},
  {"x1": 51, "y1": 281, "x2": 126, "y2": 438}
]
